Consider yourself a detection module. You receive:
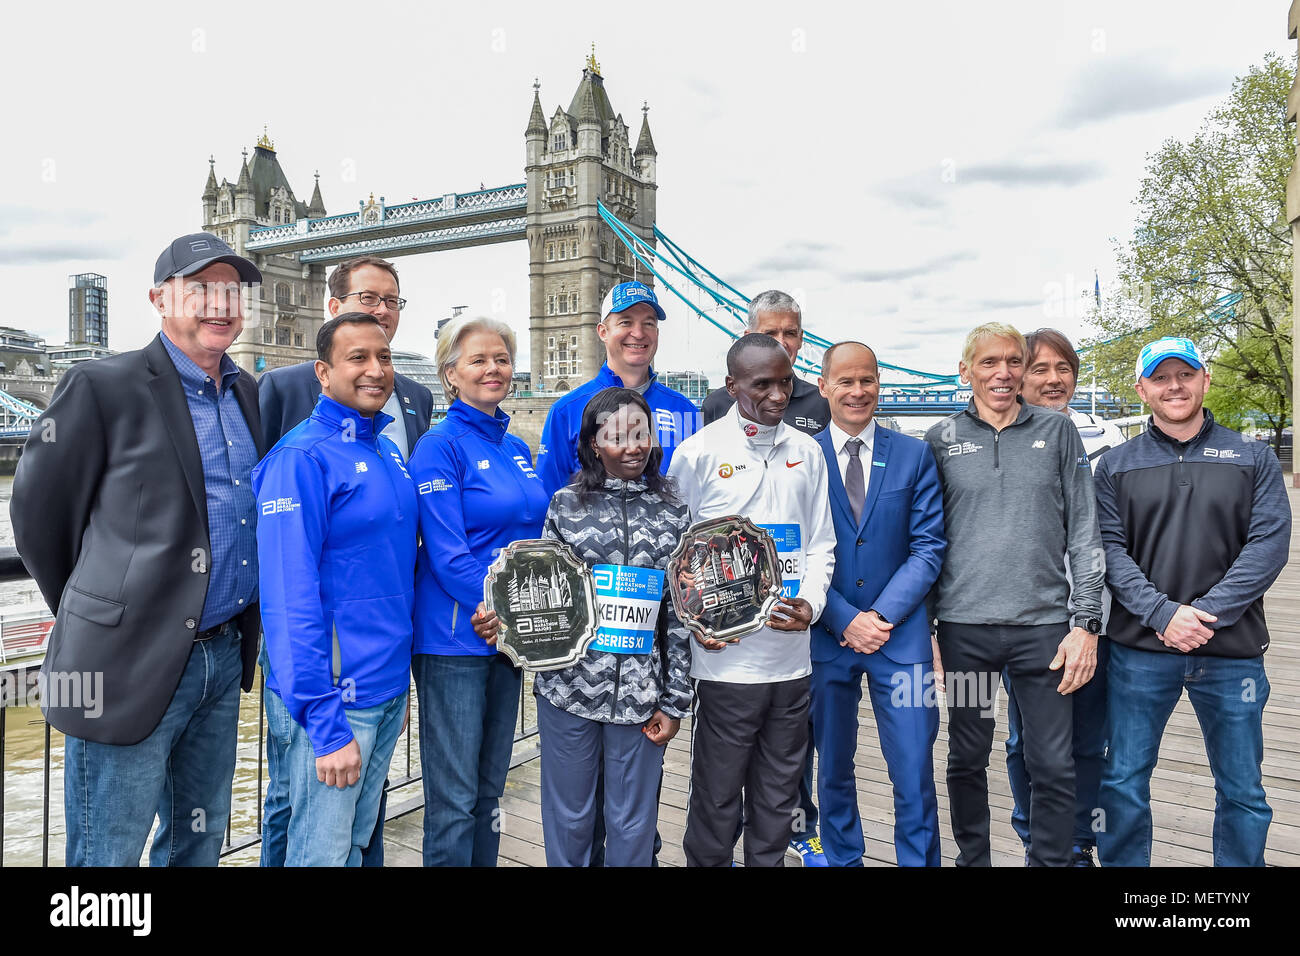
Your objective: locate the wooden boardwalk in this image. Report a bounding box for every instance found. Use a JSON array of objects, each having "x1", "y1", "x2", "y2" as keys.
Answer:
[{"x1": 378, "y1": 486, "x2": 1300, "y2": 867}]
